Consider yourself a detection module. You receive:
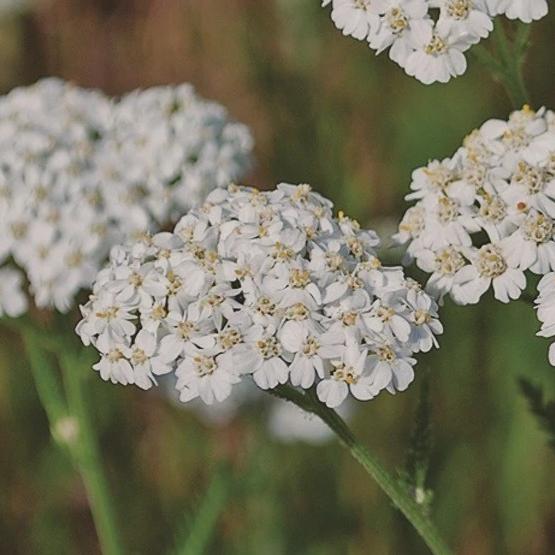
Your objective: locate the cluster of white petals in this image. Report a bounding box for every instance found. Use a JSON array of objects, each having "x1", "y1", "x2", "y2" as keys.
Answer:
[
  {"x1": 77, "y1": 183, "x2": 442, "y2": 408},
  {"x1": 0, "y1": 79, "x2": 253, "y2": 314},
  {"x1": 322, "y1": 0, "x2": 548, "y2": 84},
  {"x1": 395, "y1": 106, "x2": 555, "y2": 364},
  {"x1": 535, "y1": 274, "x2": 555, "y2": 366}
]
